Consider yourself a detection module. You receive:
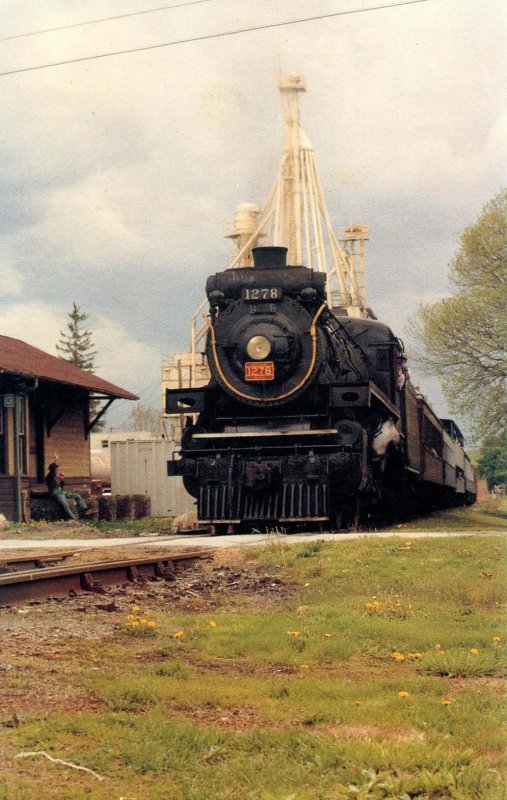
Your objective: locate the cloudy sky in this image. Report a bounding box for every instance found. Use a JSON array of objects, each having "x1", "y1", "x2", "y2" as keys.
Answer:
[{"x1": 1, "y1": 0, "x2": 505, "y2": 432}]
